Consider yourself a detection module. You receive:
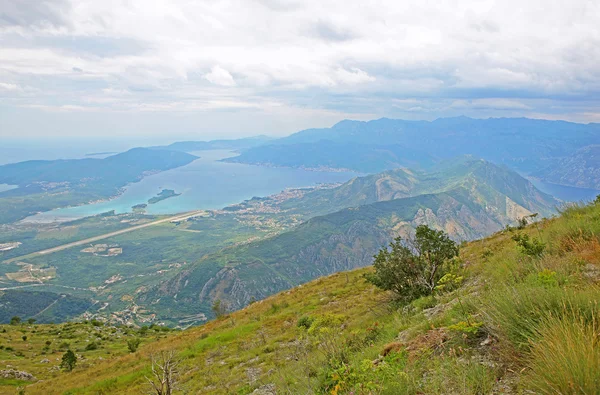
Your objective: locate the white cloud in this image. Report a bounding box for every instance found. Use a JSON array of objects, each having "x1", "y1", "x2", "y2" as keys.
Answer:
[
  {"x1": 203, "y1": 66, "x2": 236, "y2": 87},
  {"x1": 0, "y1": 0, "x2": 599, "y2": 137},
  {"x1": 0, "y1": 82, "x2": 20, "y2": 91}
]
